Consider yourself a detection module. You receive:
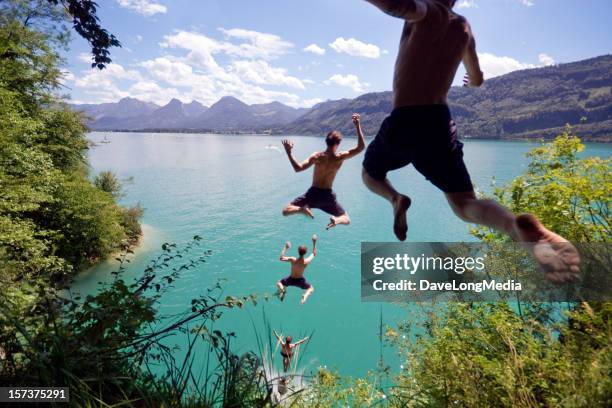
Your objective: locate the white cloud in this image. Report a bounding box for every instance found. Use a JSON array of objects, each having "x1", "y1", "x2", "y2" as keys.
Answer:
[
  {"x1": 538, "y1": 53, "x2": 555, "y2": 66},
  {"x1": 219, "y1": 28, "x2": 293, "y2": 60},
  {"x1": 457, "y1": 0, "x2": 478, "y2": 9},
  {"x1": 73, "y1": 63, "x2": 143, "y2": 102},
  {"x1": 457, "y1": 0, "x2": 533, "y2": 9},
  {"x1": 73, "y1": 28, "x2": 318, "y2": 107},
  {"x1": 229, "y1": 60, "x2": 305, "y2": 90},
  {"x1": 139, "y1": 57, "x2": 215, "y2": 92},
  {"x1": 477, "y1": 52, "x2": 535, "y2": 78},
  {"x1": 135, "y1": 35, "x2": 144, "y2": 44},
  {"x1": 329, "y1": 37, "x2": 381, "y2": 59},
  {"x1": 161, "y1": 31, "x2": 223, "y2": 69},
  {"x1": 476, "y1": 52, "x2": 555, "y2": 79},
  {"x1": 303, "y1": 44, "x2": 326, "y2": 56},
  {"x1": 128, "y1": 80, "x2": 181, "y2": 105},
  {"x1": 116, "y1": 0, "x2": 167, "y2": 16},
  {"x1": 77, "y1": 53, "x2": 93, "y2": 63},
  {"x1": 324, "y1": 74, "x2": 368, "y2": 93}
]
